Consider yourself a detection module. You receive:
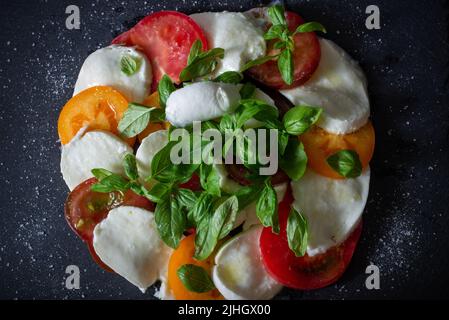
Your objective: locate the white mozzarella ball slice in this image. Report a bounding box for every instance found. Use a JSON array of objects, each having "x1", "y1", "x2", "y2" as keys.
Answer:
[
  {"x1": 92, "y1": 206, "x2": 171, "y2": 293},
  {"x1": 291, "y1": 168, "x2": 370, "y2": 256},
  {"x1": 281, "y1": 38, "x2": 370, "y2": 134},
  {"x1": 60, "y1": 130, "x2": 132, "y2": 190},
  {"x1": 135, "y1": 130, "x2": 169, "y2": 184},
  {"x1": 190, "y1": 12, "x2": 266, "y2": 77},
  {"x1": 74, "y1": 45, "x2": 152, "y2": 103},
  {"x1": 166, "y1": 82, "x2": 240, "y2": 127},
  {"x1": 212, "y1": 226, "x2": 282, "y2": 300}
]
